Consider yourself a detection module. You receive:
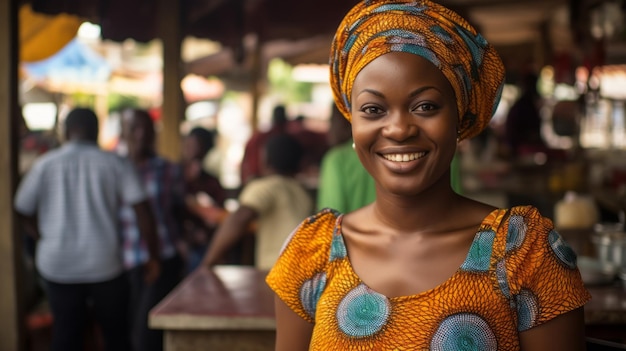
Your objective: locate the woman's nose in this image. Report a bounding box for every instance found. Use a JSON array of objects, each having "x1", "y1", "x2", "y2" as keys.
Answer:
[{"x1": 382, "y1": 111, "x2": 418, "y2": 141}]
